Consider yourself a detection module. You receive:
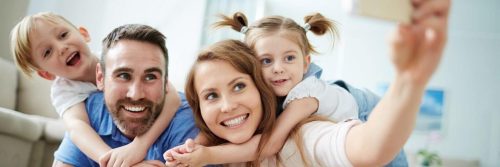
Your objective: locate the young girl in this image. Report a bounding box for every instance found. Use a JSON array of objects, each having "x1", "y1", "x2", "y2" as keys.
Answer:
[
  {"x1": 165, "y1": 12, "x2": 407, "y2": 167},
  {"x1": 216, "y1": 11, "x2": 409, "y2": 166},
  {"x1": 10, "y1": 12, "x2": 180, "y2": 166}
]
